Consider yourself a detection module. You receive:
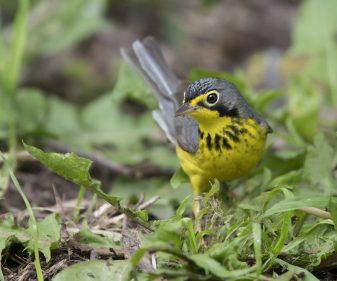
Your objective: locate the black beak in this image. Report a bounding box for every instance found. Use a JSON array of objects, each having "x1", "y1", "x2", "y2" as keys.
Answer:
[{"x1": 175, "y1": 103, "x2": 199, "y2": 116}]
